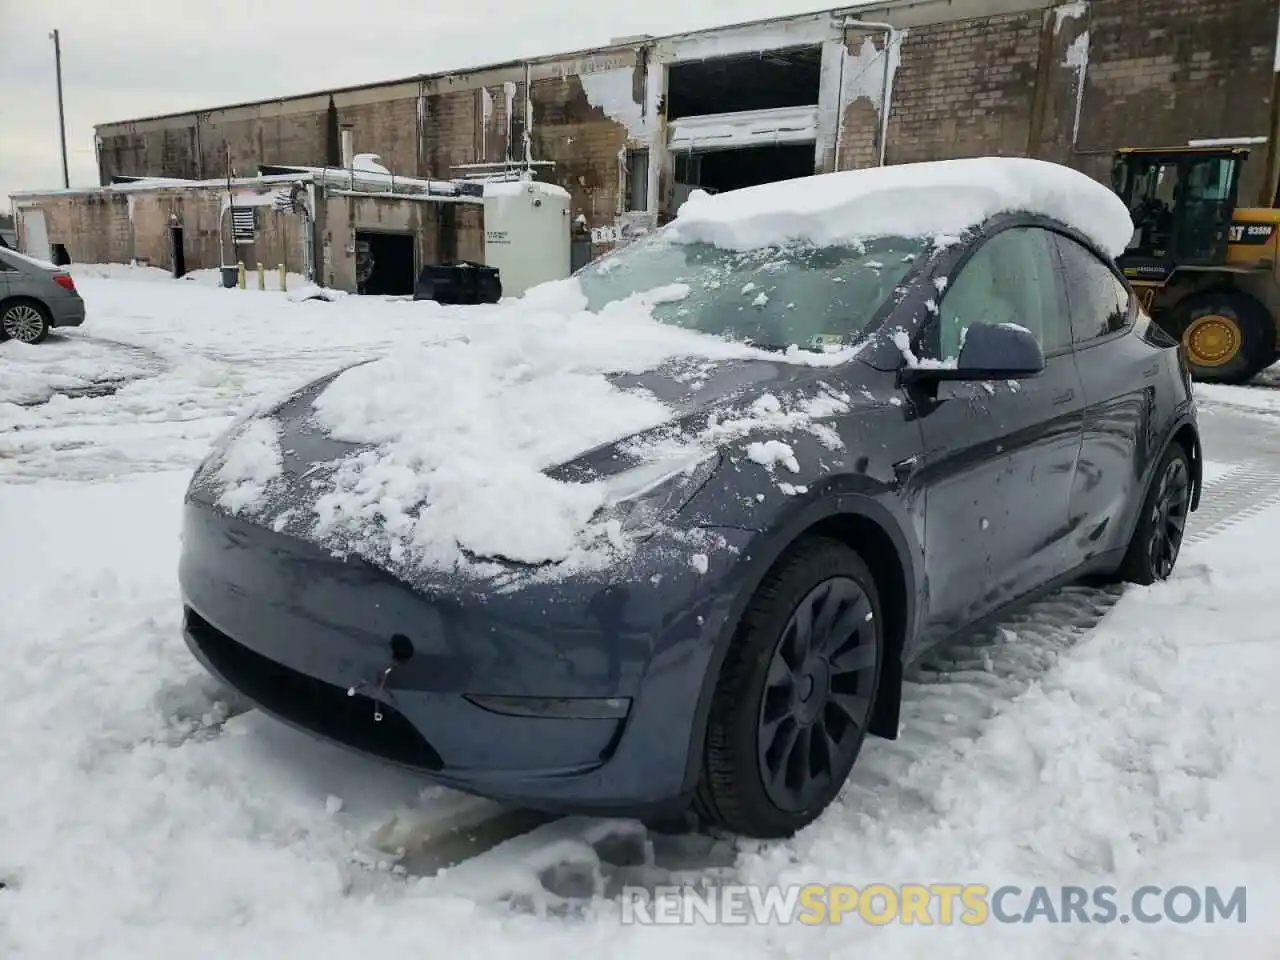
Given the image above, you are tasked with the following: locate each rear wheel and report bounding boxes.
[0,299,51,344]
[1167,290,1274,384]
[695,538,882,838]
[1115,442,1192,586]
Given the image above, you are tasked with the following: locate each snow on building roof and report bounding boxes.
[9,165,484,203]
[9,174,303,201]
[671,156,1136,259]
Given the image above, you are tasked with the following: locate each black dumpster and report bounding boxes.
[414,261,502,305]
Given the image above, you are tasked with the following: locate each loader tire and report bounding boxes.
[1167,290,1275,385]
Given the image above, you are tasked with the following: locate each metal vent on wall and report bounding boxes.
[231,206,256,245]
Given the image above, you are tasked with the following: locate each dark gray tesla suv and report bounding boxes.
[178,159,1200,839]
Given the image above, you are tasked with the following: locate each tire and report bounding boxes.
[1114,442,1193,586]
[695,537,883,838]
[0,298,51,345]
[1166,290,1274,385]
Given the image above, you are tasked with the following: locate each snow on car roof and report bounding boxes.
[670,157,1135,259]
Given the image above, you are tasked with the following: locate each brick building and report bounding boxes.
[13,0,1280,281]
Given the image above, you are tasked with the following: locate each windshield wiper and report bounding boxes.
[744,341,812,354]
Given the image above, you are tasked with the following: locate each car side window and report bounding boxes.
[1052,234,1133,344]
[924,227,1071,363]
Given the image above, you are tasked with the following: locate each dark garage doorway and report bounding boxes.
[169,227,185,278]
[356,231,416,296]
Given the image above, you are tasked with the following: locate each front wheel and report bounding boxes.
[1167,290,1275,384]
[695,537,883,838]
[1115,443,1192,586]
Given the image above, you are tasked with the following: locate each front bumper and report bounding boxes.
[178,499,752,813]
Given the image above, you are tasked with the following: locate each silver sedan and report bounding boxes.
[0,246,86,344]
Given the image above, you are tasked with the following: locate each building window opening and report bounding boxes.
[667,143,815,215]
[624,149,650,212]
[666,45,822,119]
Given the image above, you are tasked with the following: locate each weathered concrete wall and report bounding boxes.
[15,187,308,274]
[38,194,134,264]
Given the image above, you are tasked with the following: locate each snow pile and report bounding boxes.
[306,283,837,572]
[213,418,284,515]
[69,262,174,282]
[68,261,313,292]
[352,153,391,175]
[672,157,1134,258]
[0,275,476,484]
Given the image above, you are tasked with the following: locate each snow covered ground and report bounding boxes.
[2,270,1279,958]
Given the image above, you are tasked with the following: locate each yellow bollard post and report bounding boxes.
[279,264,286,292]
[257,262,265,291]
[237,262,245,289]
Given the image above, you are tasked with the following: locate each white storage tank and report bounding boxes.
[482,179,571,298]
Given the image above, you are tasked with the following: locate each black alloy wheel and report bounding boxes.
[1115,443,1193,586]
[1145,453,1190,581]
[756,576,879,814]
[695,537,883,838]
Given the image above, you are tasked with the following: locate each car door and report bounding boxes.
[1051,231,1165,564]
[904,225,1085,648]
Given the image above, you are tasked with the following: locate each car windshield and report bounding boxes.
[574,229,927,352]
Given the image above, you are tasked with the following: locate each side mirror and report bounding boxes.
[900,321,1046,383]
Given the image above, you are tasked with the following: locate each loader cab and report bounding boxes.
[1111,146,1246,282]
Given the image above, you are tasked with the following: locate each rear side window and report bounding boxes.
[1053,234,1133,344]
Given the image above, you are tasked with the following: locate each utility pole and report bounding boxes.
[50,29,69,188]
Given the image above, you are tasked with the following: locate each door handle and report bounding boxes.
[1052,389,1075,405]
[892,455,920,485]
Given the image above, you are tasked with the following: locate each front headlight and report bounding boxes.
[601,449,721,537]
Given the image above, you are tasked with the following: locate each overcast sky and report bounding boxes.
[1,0,851,208]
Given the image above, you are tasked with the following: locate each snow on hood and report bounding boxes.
[671,156,1135,259]
[208,279,854,578]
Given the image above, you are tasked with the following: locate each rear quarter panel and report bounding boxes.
[1072,312,1191,560]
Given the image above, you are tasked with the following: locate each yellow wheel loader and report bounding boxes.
[1111,144,1280,384]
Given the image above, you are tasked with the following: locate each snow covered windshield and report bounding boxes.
[574,231,926,352]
